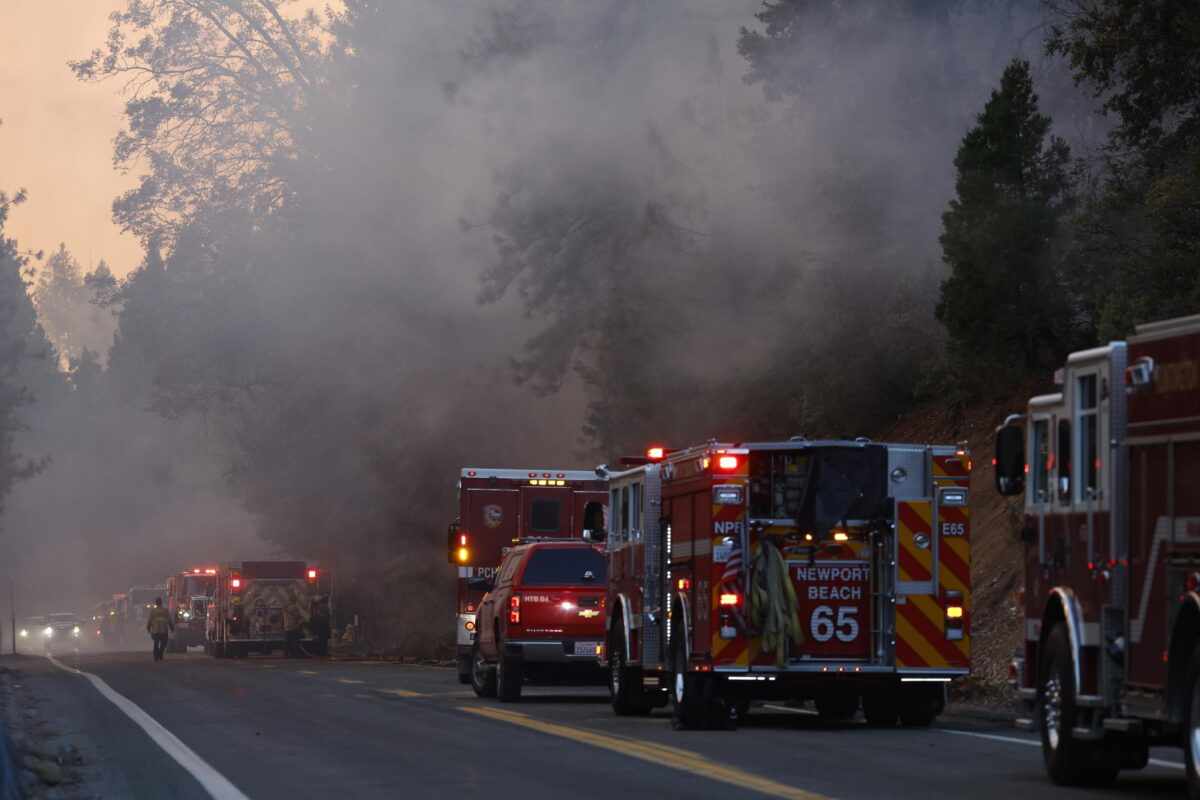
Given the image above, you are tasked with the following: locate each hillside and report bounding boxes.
[884,387,1039,701]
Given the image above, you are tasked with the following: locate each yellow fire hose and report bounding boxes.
[750,536,804,664]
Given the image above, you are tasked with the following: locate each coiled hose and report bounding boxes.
[750,536,804,664]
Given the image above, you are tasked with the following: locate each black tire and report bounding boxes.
[457,654,472,685]
[610,625,651,716]
[497,647,523,702]
[1185,641,1200,800]
[214,640,226,659]
[814,689,859,720]
[1039,624,1094,785]
[898,681,943,727]
[862,691,899,727]
[669,631,710,729]
[470,642,496,698]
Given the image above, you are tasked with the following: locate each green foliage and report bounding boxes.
[1048,0,1200,336]
[936,59,1075,388]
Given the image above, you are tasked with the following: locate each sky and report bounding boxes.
[0,1,143,274]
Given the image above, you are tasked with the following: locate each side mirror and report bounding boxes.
[582,528,606,542]
[467,577,493,593]
[994,424,1026,496]
[447,521,462,565]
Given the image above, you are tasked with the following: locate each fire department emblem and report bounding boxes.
[483,504,503,528]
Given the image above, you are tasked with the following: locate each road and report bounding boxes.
[3,650,1187,799]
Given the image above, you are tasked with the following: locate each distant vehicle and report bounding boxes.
[43,613,82,651]
[470,539,608,701]
[165,568,217,653]
[121,586,165,643]
[206,560,329,658]
[449,467,607,683]
[18,616,47,650]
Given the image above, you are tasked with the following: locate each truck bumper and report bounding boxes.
[506,639,604,664]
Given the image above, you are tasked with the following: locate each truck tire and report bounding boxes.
[814,689,859,720]
[1039,623,1094,785]
[214,640,226,659]
[1185,641,1200,800]
[609,625,651,716]
[669,632,727,729]
[497,647,523,702]
[899,681,943,727]
[470,641,496,698]
[862,691,899,727]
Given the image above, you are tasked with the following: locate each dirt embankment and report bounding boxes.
[883,388,1038,705]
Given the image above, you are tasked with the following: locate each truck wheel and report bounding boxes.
[862,691,899,727]
[457,654,472,685]
[899,681,943,727]
[497,648,523,702]
[814,690,859,720]
[669,633,712,729]
[1185,641,1200,800]
[610,626,650,716]
[214,641,225,659]
[1039,624,1094,785]
[470,642,496,698]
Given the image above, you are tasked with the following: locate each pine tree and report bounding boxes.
[936,59,1074,384]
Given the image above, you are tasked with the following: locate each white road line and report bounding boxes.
[762,704,817,715]
[937,727,1184,770]
[47,655,251,800]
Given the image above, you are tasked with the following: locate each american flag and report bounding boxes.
[720,532,743,587]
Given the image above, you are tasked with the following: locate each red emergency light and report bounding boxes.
[307,569,318,580]
[231,578,242,589]
[717,455,739,471]
[647,447,665,460]
[719,592,740,606]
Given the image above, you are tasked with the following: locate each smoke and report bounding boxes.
[1,0,1102,650]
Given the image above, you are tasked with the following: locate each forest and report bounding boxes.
[1,0,1196,651]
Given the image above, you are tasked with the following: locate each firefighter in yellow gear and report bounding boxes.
[283,601,304,658]
[147,598,174,661]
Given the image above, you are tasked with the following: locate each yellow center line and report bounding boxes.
[379,688,423,697]
[258,664,275,669]
[457,706,836,800]
[298,670,318,675]
[338,679,364,685]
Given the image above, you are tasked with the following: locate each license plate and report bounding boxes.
[574,641,601,656]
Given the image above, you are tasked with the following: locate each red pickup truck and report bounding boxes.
[470,540,607,701]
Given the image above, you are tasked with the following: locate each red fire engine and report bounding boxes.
[448,468,607,683]
[602,439,971,729]
[165,567,217,653]
[995,313,1200,790]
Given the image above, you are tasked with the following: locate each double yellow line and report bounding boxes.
[458,706,836,800]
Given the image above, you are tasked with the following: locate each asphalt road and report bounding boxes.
[3,650,1187,800]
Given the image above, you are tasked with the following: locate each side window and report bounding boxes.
[1056,419,1072,504]
[629,483,641,539]
[608,489,620,540]
[497,554,521,586]
[530,498,562,533]
[1075,373,1099,502]
[620,486,630,540]
[1029,419,1050,505]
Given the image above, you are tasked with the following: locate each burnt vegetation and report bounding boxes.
[0,0,1196,652]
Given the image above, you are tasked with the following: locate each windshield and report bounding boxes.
[48,613,77,623]
[22,617,44,626]
[182,576,215,596]
[520,547,606,587]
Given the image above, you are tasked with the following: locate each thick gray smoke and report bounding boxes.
[0,0,1101,650]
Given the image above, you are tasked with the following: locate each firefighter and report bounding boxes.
[227,595,245,636]
[283,600,303,658]
[147,598,174,661]
[309,595,331,654]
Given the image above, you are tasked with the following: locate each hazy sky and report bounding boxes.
[1,1,141,274]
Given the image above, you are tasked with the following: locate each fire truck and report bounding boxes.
[449,468,608,682]
[205,560,330,658]
[165,568,217,653]
[601,439,971,729]
[994,313,1200,790]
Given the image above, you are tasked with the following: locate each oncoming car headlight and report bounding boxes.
[73,626,80,636]
[43,626,53,637]
[178,610,192,621]
[18,629,27,638]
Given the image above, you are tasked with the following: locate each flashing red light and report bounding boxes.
[556,473,565,478]
[647,447,665,460]
[1094,459,1101,469]
[677,578,691,590]
[528,473,537,478]
[459,534,468,547]
[467,471,477,476]
[307,569,318,580]
[466,604,475,612]
[231,578,242,589]
[719,592,740,606]
[991,458,997,466]
[542,473,551,478]
[717,455,739,471]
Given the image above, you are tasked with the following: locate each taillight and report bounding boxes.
[307,569,318,581]
[719,592,740,607]
[647,447,665,460]
[464,620,476,632]
[508,595,521,625]
[231,578,241,590]
[717,455,739,470]
[944,590,964,640]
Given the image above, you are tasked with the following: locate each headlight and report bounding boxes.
[19,629,27,637]
[73,627,80,636]
[179,610,192,621]
[43,627,53,637]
